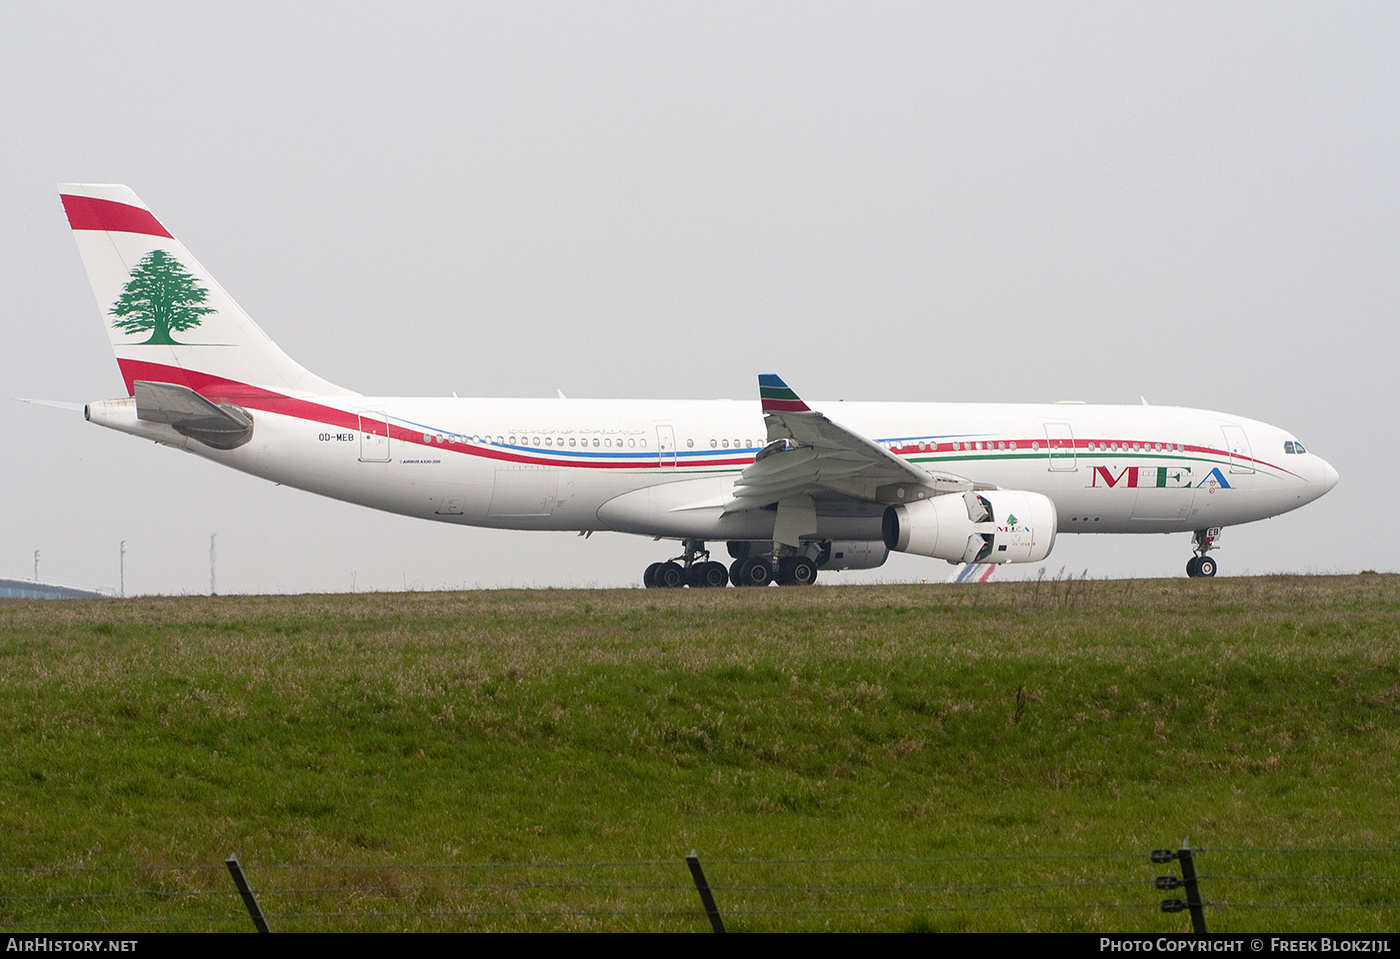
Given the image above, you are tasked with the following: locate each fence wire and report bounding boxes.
[1,847,1396,932]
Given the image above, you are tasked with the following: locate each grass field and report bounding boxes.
[1,574,1397,932]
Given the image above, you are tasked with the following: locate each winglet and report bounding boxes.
[758,374,811,413]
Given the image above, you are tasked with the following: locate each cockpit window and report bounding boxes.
[1284,441,1296,454]
[1294,441,1306,454]
[1284,440,1308,455]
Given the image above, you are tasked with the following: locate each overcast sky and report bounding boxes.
[2,2,1393,594]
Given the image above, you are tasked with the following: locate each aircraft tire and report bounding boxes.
[786,557,817,586]
[729,559,746,587]
[643,562,662,588]
[701,562,730,588]
[776,556,818,586]
[688,562,725,588]
[655,562,685,588]
[737,557,774,587]
[1186,557,1200,578]
[1197,556,1217,578]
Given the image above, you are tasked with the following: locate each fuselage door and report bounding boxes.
[358,411,391,463]
[656,424,677,468]
[1044,422,1077,471]
[1221,425,1254,474]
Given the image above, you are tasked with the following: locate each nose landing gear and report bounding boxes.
[1186,527,1221,578]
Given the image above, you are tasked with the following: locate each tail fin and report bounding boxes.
[59,184,352,400]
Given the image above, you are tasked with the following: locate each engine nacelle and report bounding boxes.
[882,490,1057,564]
[814,540,889,571]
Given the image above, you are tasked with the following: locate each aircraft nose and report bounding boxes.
[1320,458,1339,494]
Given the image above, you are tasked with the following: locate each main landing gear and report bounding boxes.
[643,539,729,589]
[728,554,818,587]
[643,541,819,588]
[1186,527,1221,578]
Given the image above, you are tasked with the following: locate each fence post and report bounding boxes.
[1178,846,1207,934]
[686,850,726,933]
[1152,845,1207,934]
[226,853,272,933]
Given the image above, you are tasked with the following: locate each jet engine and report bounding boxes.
[882,490,1057,564]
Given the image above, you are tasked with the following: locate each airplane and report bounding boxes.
[58,183,1339,587]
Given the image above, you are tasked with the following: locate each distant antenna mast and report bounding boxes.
[33,550,39,583]
[210,534,217,596]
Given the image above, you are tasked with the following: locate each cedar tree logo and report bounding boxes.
[109,249,215,344]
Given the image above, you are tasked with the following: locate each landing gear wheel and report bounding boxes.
[643,562,662,588]
[1186,556,1218,578]
[778,556,817,586]
[654,562,685,588]
[737,557,774,587]
[690,561,728,588]
[729,559,746,587]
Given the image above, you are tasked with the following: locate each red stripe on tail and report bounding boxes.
[61,194,173,239]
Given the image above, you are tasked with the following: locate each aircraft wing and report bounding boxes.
[723,375,973,513]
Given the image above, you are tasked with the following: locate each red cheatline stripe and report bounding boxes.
[117,358,359,429]
[113,359,755,471]
[61,194,173,239]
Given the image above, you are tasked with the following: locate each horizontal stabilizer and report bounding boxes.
[134,380,254,450]
[16,398,84,412]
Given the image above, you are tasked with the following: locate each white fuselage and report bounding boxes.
[87,393,1338,546]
